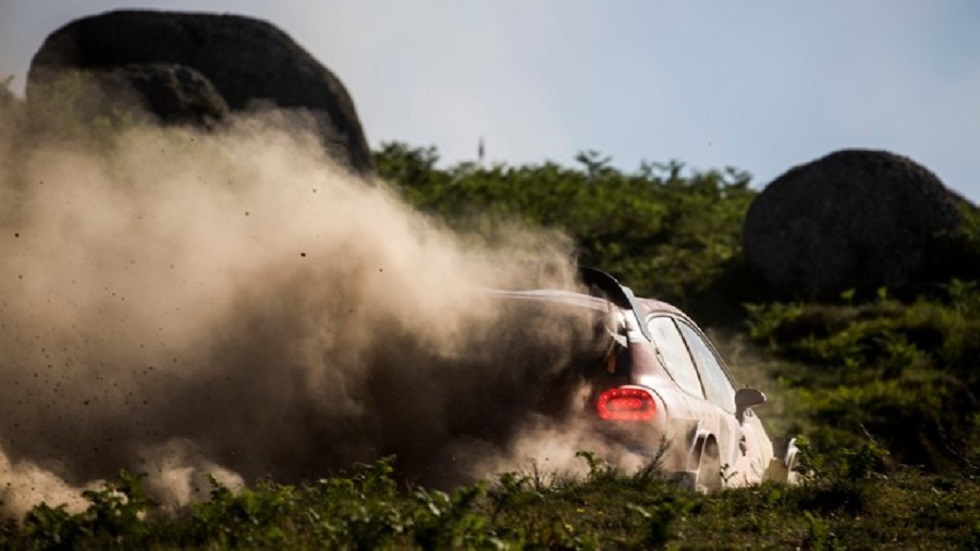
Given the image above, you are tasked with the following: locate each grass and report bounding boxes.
[2,450,979,550]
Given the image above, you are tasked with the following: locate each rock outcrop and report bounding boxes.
[67,64,228,128]
[743,149,967,299]
[27,9,372,172]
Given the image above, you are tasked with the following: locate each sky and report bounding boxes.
[2,1,979,202]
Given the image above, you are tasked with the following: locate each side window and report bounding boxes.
[677,322,736,413]
[646,317,704,398]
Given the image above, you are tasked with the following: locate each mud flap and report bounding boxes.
[764,436,800,484]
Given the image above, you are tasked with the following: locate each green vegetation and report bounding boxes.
[745,281,980,472]
[2,451,978,549]
[375,143,757,316]
[1,140,977,547]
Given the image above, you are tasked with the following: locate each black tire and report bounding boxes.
[695,438,723,493]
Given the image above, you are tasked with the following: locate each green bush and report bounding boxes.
[746,283,980,471]
[376,142,758,316]
[5,454,977,549]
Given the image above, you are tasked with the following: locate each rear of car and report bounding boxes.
[488,269,798,490]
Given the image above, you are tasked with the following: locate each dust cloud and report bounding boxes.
[0,100,628,516]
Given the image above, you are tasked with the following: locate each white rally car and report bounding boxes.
[490,268,799,491]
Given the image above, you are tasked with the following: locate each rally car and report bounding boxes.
[489,268,799,491]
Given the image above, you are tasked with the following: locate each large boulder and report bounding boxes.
[27,9,372,172]
[37,63,229,129]
[98,64,229,128]
[743,149,968,300]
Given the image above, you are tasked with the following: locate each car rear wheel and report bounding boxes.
[694,438,723,493]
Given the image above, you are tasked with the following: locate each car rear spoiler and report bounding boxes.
[579,267,653,341]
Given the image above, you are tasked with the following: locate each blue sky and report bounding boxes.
[3,1,979,201]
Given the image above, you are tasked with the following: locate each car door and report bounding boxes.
[674,321,760,483]
[645,316,736,471]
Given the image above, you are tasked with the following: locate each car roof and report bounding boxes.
[484,289,611,311]
[485,289,689,321]
[634,298,691,321]
[486,287,741,388]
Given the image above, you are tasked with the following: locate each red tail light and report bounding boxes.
[596,387,656,421]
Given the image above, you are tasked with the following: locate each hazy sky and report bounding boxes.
[3,1,979,201]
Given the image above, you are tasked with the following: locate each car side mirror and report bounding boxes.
[735,387,766,423]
